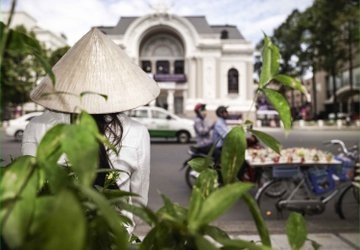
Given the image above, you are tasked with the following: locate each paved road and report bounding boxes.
[1,128,359,234]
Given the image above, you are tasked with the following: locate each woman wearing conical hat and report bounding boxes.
[21,28,160,230]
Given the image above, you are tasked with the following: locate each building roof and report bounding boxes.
[210,25,245,39]
[97,15,245,40]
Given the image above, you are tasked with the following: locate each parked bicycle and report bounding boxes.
[255,139,359,220]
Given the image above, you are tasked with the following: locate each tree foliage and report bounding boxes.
[49,46,70,67]
[256,0,359,91]
[0,25,47,114]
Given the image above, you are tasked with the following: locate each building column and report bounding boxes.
[167,90,175,113]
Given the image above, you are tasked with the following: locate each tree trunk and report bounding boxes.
[311,63,317,118]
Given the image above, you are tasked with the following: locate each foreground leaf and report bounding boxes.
[25,190,86,250]
[36,124,69,192]
[250,129,281,154]
[80,186,129,249]
[221,126,247,184]
[62,124,98,187]
[243,193,271,247]
[188,187,204,232]
[195,235,218,250]
[286,212,307,250]
[191,182,253,231]
[188,157,211,172]
[1,159,38,249]
[261,88,292,131]
[195,169,218,198]
[0,156,36,201]
[259,35,280,88]
[273,74,310,101]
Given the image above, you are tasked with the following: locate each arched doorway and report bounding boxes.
[139,30,186,114]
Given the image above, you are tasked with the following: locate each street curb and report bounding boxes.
[134,221,359,249]
[134,219,359,235]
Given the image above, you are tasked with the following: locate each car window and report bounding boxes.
[26,116,37,121]
[129,109,148,118]
[151,110,170,120]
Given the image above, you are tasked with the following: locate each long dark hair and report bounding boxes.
[91,113,123,186]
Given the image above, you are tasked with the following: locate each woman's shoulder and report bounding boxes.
[29,110,70,125]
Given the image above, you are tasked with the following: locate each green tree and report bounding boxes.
[49,46,70,67]
[262,0,359,118]
[0,25,47,119]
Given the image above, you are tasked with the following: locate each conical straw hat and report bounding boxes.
[30,28,160,114]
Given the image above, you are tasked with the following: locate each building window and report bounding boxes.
[228,68,239,94]
[221,30,229,39]
[174,60,184,74]
[156,60,170,74]
[141,61,152,73]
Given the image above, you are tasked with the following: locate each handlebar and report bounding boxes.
[323,139,358,161]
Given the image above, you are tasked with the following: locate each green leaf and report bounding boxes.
[286,212,307,250]
[7,28,55,84]
[0,156,36,201]
[261,88,292,131]
[0,21,5,45]
[96,186,137,200]
[78,112,99,133]
[243,193,271,247]
[36,124,70,192]
[2,197,36,248]
[250,129,281,154]
[80,186,129,249]
[273,74,309,96]
[259,35,280,88]
[158,194,187,225]
[36,124,65,162]
[192,182,253,230]
[188,187,204,232]
[195,235,218,250]
[1,159,39,249]
[80,91,108,101]
[25,190,86,250]
[195,169,218,198]
[188,157,211,172]
[120,203,158,226]
[221,126,247,184]
[308,238,321,250]
[32,49,55,85]
[61,125,98,187]
[139,226,157,250]
[96,134,118,155]
[202,225,230,240]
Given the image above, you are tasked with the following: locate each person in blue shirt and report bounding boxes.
[212,105,230,163]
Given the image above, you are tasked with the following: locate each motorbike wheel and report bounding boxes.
[185,165,199,189]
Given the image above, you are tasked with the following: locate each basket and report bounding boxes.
[272,165,300,178]
[334,156,355,182]
[307,167,335,195]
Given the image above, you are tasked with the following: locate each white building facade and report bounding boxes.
[1,11,68,50]
[97,11,254,117]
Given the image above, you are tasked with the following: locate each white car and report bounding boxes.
[4,112,43,141]
[126,106,195,143]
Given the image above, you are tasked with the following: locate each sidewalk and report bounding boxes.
[134,220,360,249]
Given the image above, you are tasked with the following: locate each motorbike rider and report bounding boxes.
[212,105,230,163]
[193,103,214,154]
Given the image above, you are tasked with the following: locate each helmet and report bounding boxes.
[194,103,206,112]
[216,105,228,117]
